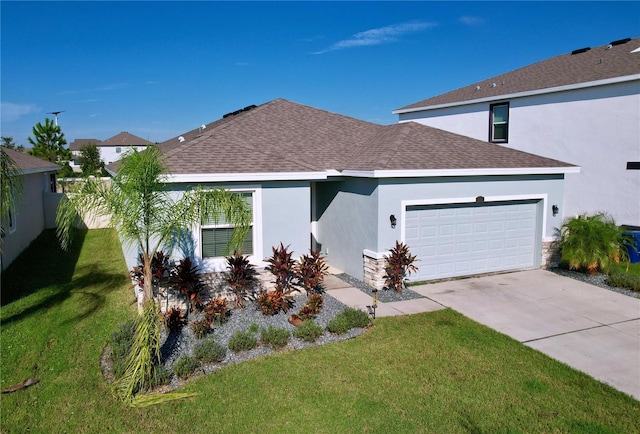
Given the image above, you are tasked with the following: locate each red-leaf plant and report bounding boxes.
[263,243,298,314]
[224,251,259,309]
[295,249,329,295]
[171,257,206,317]
[383,241,419,293]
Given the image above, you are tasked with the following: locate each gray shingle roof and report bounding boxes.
[69,138,100,152]
[157,98,573,177]
[2,147,60,173]
[100,132,149,147]
[395,37,640,112]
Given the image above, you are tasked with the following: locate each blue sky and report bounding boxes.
[2,1,639,146]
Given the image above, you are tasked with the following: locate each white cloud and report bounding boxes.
[0,102,41,122]
[459,16,485,25]
[314,21,437,54]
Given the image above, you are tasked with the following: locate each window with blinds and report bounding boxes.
[201,192,253,258]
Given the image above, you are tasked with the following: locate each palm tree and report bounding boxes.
[56,145,252,311]
[1,148,23,253]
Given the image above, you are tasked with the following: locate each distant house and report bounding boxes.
[69,132,149,171]
[393,37,640,227]
[1,148,60,270]
[116,99,577,287]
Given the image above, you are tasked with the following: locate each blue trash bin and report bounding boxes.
[624,231,640,263]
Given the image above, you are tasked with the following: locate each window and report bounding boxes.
[49,174,57,193]
[201,192,253,258]
[489,102,509,143]
[116,147,121,153]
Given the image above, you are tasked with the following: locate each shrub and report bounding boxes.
[162,307,186,333]
[108,319,136,379]
[225,252,259,308]
[193,339,227,363]
[607,271,640,292]
[265,243,297,294]
[203,296,230,326]
[173,355,200,380]
[257,291,286,315]
[228,330,258,352]
[298,293,324,320]
[190,318,212,339]
[296,249,329,295]
[172,257,206,314]
[260,326,290,349]
[383,241,419,293]
[327,307,370,335]
[292,320,324,342]
[559,213,632,274]
[130,250,172,288]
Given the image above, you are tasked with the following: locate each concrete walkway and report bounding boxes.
[325,270,640,401]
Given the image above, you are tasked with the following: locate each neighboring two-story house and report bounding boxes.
[394,37,640,227]
[69,131,149,171]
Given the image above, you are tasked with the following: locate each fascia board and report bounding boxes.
[166,171,328,183]
[393,74,640,114]
[341,166,581,178]
[20,167,60,176]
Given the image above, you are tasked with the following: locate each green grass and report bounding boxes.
[2,229,639,433]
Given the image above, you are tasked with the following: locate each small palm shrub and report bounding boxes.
[560,213,631,274]
[607,271,640,292]
[162,307,186,333]
[225,251,259,308]
[292,320,324,342]
[190,318,211,339]
[173,355,200,380]
[326,307,370,334]
[108,319,136,379]
[297,293,324,320]
[228,330,258,352]
[193,339,227,363]
[172,257,206,314]
[203,296,230,326]
[260,326,290,349]
[383,241,419,293]
[296,249,329,295]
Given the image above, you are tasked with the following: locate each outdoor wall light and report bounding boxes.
[368,288,378,320]
[552,205,559,217]
[390,214,397,228]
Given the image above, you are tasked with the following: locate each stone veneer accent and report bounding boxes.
[541,240,562,269]
[363,251,387,290]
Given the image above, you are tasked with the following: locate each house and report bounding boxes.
[120,98,577,287]
[393,37,640,227]
[69,132,149,171]
[1,148,60,270]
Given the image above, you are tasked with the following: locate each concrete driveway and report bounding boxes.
[411,270,640,401]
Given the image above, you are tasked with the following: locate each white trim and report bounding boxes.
[363,249,388,260]
[167,171,328,183]
[393,74,640,115]
[20,167,60,176]
[399,194,553,244]
[342,166,580,178]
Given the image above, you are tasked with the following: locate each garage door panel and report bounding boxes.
[406,201,539,281]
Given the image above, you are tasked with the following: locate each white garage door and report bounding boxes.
[405,200,540,282]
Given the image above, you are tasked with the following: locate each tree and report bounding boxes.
[27,118,70,163]
[1,136,24,152]
[78,142,103,176]
[1,148,23,254]
[56,145,252,311]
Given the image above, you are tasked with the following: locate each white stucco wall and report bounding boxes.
[398,80,640,226]
[1,172,54,270]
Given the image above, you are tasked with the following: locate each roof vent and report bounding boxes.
[571,47,591,55]
[609,37,631,46]
[475,85,480,90]
[491,83,496,88]
[222,104,258,119]
[178,136,185,143]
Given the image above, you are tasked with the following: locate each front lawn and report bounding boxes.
[1,229,638,433]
